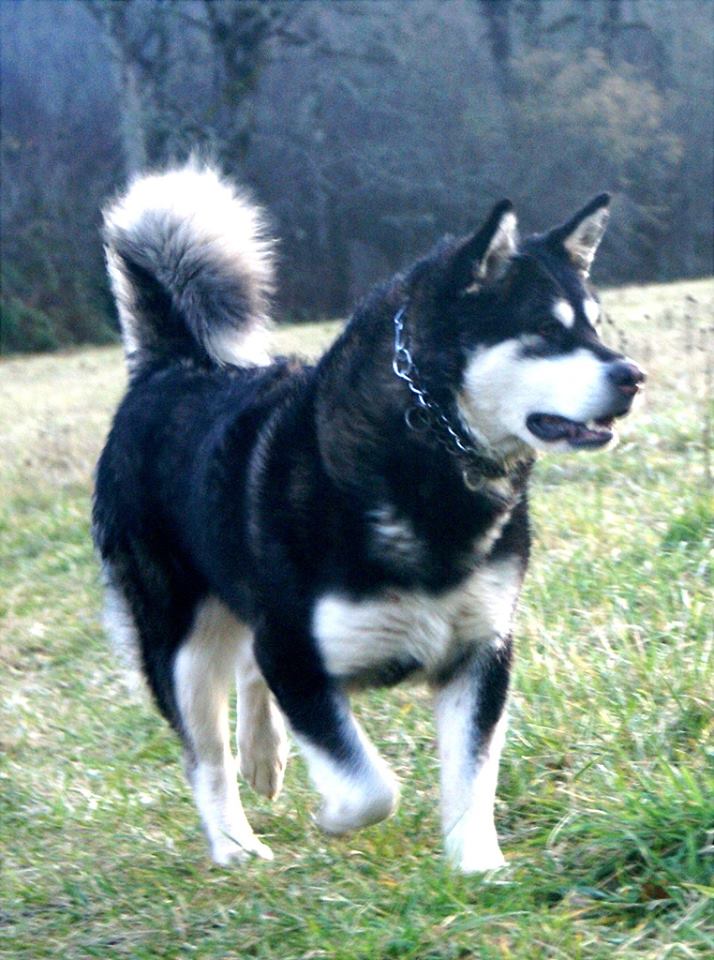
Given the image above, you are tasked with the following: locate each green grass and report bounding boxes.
[1,280,713,959]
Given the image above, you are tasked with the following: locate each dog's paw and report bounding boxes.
[238,702,289,800]
[314,778,399,835]
[455,847,506,875]
[445,823,506,874]
[210,832,274,866]
[240,752,286,800]
[238,723,288,800]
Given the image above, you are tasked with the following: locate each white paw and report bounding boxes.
[210,832,274,866]
[456,846,506,874]
[445,823,506,874]
[315,777,399,836]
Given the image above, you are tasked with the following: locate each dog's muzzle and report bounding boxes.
[527,359,646,449]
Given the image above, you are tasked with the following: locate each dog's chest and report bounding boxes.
[312,558,522,683]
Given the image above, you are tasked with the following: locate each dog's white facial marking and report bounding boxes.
[294,726,399,835]
[174,599,273,864]
[552,299,575,328]
[458,342,614,453]
[313,558,522,682]
[583,298,601,325]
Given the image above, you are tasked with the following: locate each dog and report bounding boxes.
[93,164,644,872]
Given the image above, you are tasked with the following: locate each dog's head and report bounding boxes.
[410,195,645,457]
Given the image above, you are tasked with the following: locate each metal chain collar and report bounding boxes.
[391,305,511,487]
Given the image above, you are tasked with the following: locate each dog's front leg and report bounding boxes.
[255,622,399,835]
[432,641,512,873]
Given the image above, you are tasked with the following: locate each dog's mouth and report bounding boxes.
[526,413,615,448]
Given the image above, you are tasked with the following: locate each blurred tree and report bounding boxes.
[198,0,303,169]
[1,1,119,352]
[477,0,518,99]
[83,0,180,175]
[600,0,623,64]
[0,0,711,353]
[508,48,682,280]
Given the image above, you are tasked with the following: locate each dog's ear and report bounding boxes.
[451,200,518,291]
[549,193,611,276]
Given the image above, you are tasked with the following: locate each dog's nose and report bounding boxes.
[607,360,646,396]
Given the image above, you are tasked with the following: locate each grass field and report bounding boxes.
[1,279,713,959]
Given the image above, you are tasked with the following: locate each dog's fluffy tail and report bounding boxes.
[103,163,274,373]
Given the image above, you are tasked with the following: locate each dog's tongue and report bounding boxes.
[527,413,613,447]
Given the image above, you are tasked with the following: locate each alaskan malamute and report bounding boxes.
[94,165,644,871]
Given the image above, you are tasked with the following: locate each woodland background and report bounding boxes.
[1,0,713,353]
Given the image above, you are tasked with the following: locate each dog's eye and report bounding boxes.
[537,319,563,339]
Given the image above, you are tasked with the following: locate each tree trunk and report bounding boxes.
[117,56,146,176]
[601,0,623,64]
[477,0,517,100]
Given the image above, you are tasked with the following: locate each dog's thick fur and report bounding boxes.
[94,164,644,871]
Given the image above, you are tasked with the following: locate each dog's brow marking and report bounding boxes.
[552,300,575,328]
[583,298,600,324]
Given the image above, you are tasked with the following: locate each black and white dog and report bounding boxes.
[94,165,644,872]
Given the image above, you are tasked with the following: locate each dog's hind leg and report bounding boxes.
[174,599,273,864]
[254,621,399,836]
[235,641,289,800]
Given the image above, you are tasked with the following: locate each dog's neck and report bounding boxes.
[391,304,532,496]
[313,302,532,513]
